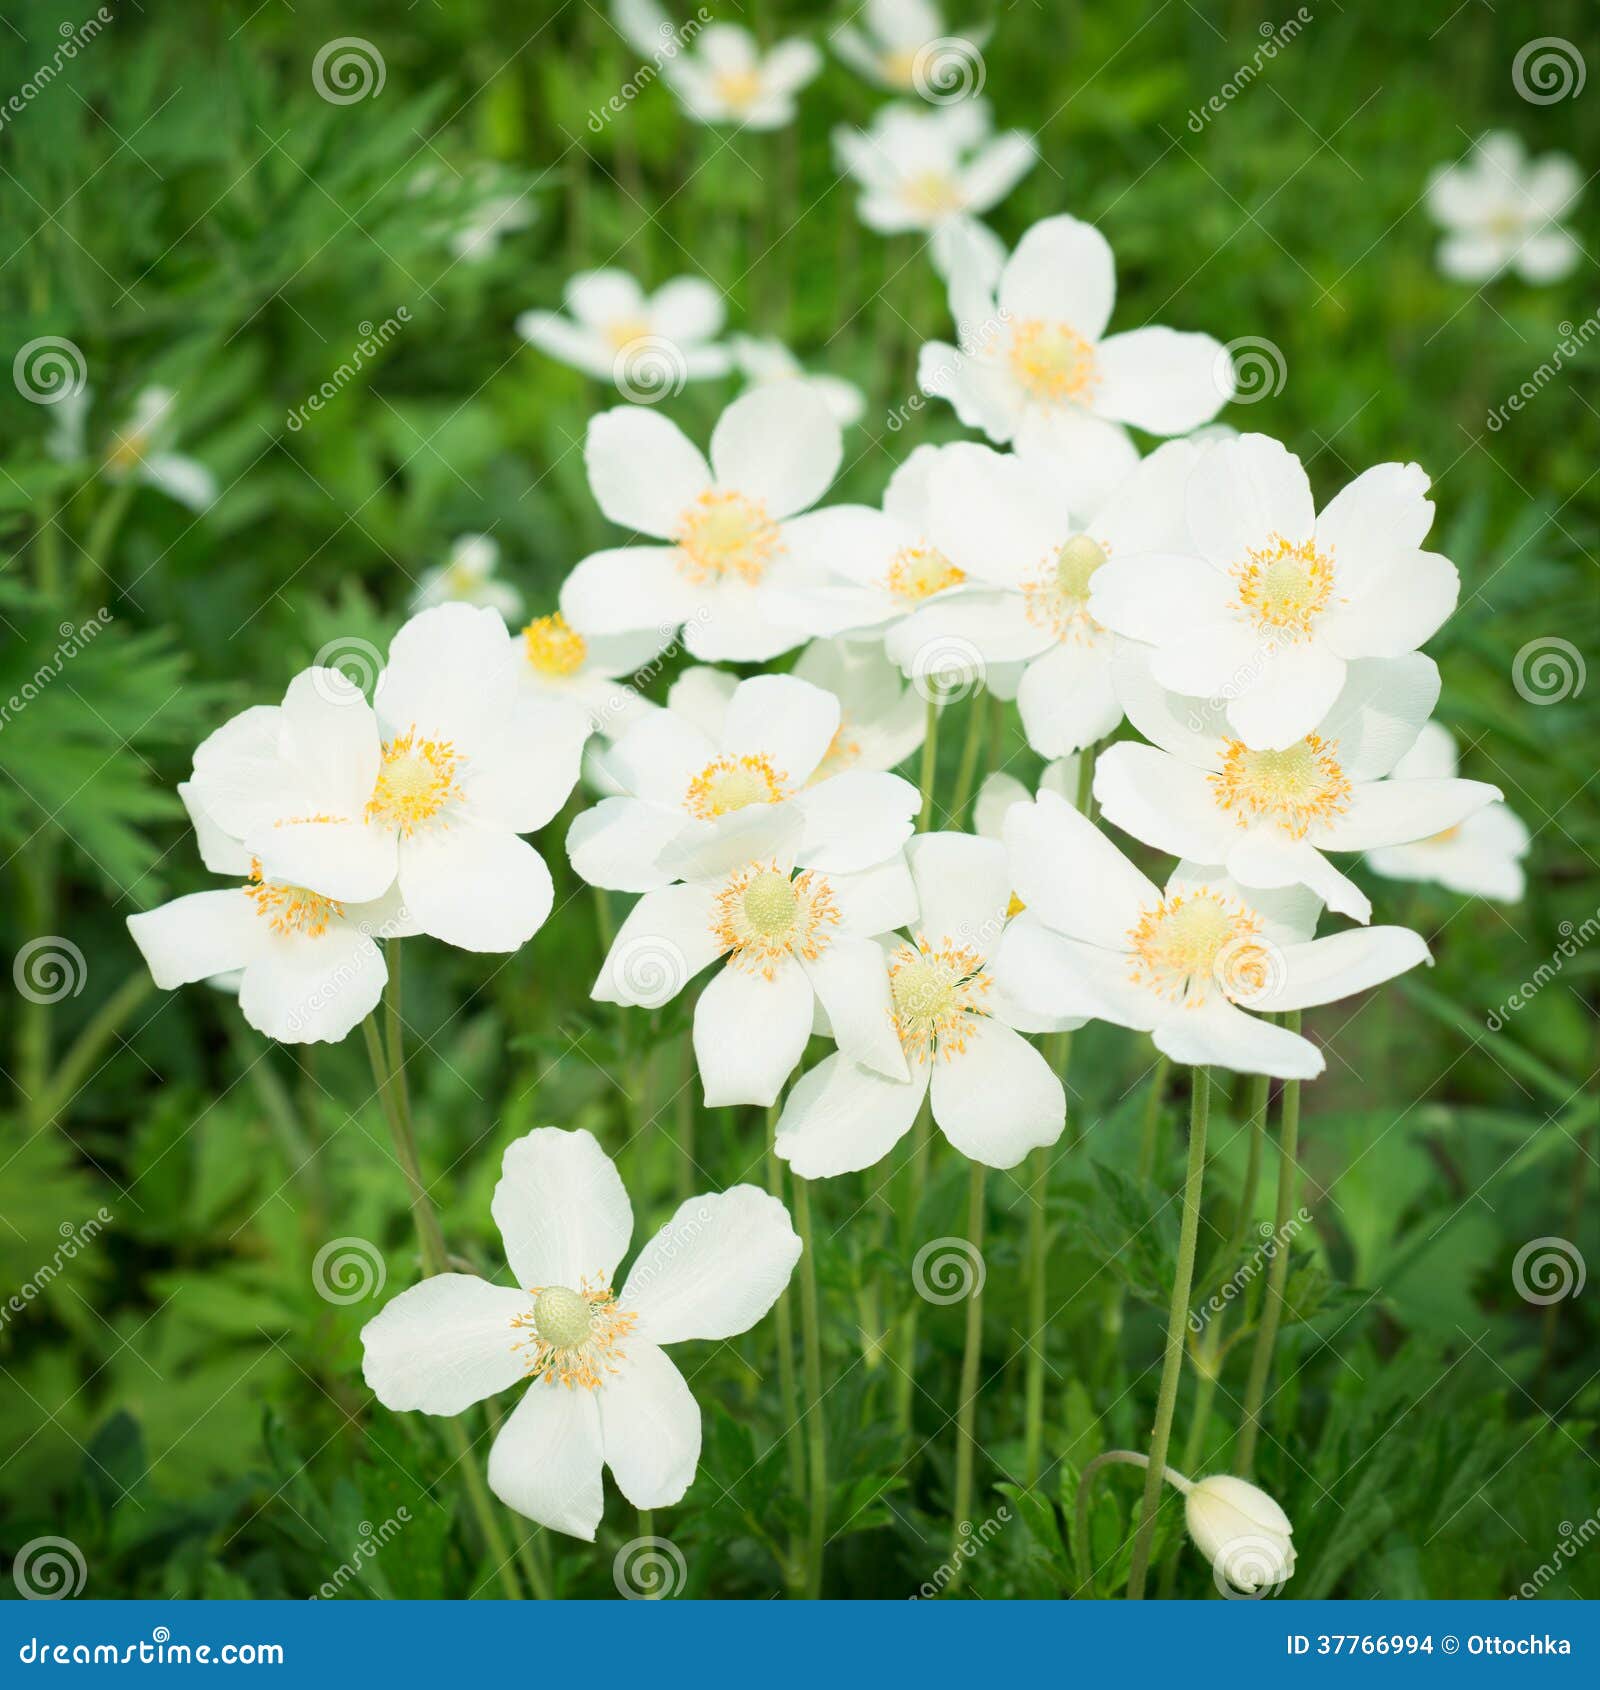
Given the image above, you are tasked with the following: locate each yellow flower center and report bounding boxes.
[882,47,919,86]
[683,752,789,820]
[365,728,465,835]
[1023,533,1110,642]
[1008,319,1098,406]
[713,68,764,110]
[243,861,343,938]
[1127,889,1272,1008]
[105,426,151,471]
[883,543,964,603]
[1210,734,1352,839]
[888,936,991,1062]
[674,490,781,586]
[522,612,588,678]
[713,861,840,978]
[1231,533,1337,642]
[903,169,965,217]
[512,1277,637,1391]
[603,314,653,352]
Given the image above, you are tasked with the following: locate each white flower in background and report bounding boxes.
[47,384,217,511]
[362,1128,800,1539]
[885,439,1201,758]
[1000,791,1431,1078]
[562,383,863,663]
[1366,722,1531,901]
[513,612,670,742]
[1426,132,1581,285]
[568,672,918,892]
[834,101,1036,237]
[595,805,917,1105]
[831,0,989,97]
[973,756,1078,842]
[1090,434,1459,752]
[410,162,535,262]
[920,215,1232,509]
[181,605,587,953]
[732,335,865,429]
[666,642,925,782]
[1096,649,1501,922]
[659,21,822,130]
[775,833,1068,1177]
[516,269,731,387]
[1185,1475,1296,1593]
[410,534,524,621]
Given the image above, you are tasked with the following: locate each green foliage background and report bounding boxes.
[0,0,1595,1600]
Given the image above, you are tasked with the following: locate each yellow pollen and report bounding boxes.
[684,752,789,820]
[903,170,965,217]
[674,490,782,586]
[1008,319,1098,406]
[713,861,840,979]
[243,861,344,938]
[105,426,152,472]
[882,543,964,603]
[511,1276,636,1391]
[365,727,465,835]
[882,47,919,86]
[1231,533,1338,642]
[1023,533,1110,642]
[713,67,764,110]
[888,935,991,1062]
[1210,734,1352,839]
[1126,889,1270,1008]
[602,314,653,352]
[811,718,864,782]
[522,612,588,678]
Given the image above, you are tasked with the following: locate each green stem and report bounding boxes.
[948,693,986,827]
[1196,1070,1269,1301]
[1024,1028,1072,1488]
[916,696,941,830]
[765,1105,806,1581]
[1126,1067,1211,1598]
[892,1096,933,1437]
[1134,1055,1171,1184]
[947,1160,987,1594]
[1237,1016,1302,1475]
[793,1178,828,1599]
[81,479,135,593]
[1074,1450,1193,1596]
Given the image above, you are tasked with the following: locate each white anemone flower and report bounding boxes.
[516,269,731,388]
[1000,791,1431,1079]
[659,21,822,130]
[919,215,1232,509]
[831,0,990,98]
[561,382,863,663]
[774,832,1068,1177]
[1426,132,1582,285]
[1366,723,1531,901]
[884,439,1201,758]
[1096,648,1502,922]
[1089,433,1460,752]
[511,611,669,742]
[48,385,217,511]
[595,805,917,1106]
[568,672,918,893]
[973,757,1078,841]
[732,334,865,429]
[410,534,524,621]
[362,1127,801,1539]
[833,101,1036,237]
[182,605,587,953]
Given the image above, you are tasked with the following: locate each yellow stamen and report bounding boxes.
[713,68,765,111]
[1210,734,1352,839]
[602,314,653,352]
[522,612,588,678]
[902,170,965,217]
[882,48,919,86]
[243,860,343,938]
[1008,319,1098,406]
[684,752,789,820]
[712,860,840,979]
[674,490,781,586]
[1022,533,1111,642]
[888,935,991,1062]
[811,718,864,782]
[511,1276,637,1391]
[882,543,964,604]
[1126,888,1271,1008]
[1231,533,1337,642]
[105,427,151,472]
[365,727,465,835]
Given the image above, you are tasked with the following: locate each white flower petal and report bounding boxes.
[775,1050,929,1178]
[1186,434,1315,571]
[593,884,722,1007]
[238,924,386,1044]
[906,832,1010,959]
[931,1018,1064,1167]
[803,936,907,1080]
[1224,834,1371,924]
[1321,777,1500,852]
[599,1341,702,1510]
[1004,788,1156,949]
[566,268,646,327]
[377,603,520,747]
[998,214,1115,342]
[1316,654,1440,781]
[648,275,726,343]
[828,853,918,936]
[709,383,840,520]
[1014,408,1140,512]
[493,1127,633,1289]
[560,544,704,637]
[1312,462,1434,595]
[398,825,553,952]
[1093,328,1229,434]
[1318,551,1459,661]
[360,1274,529,1415]
[567,796,684,893]
[791,769,918,873]
[1225,643,1347,752]
[585,407,711,537]
[721,674,840,786]
[1152,1000,1323,1079]
[1094,742,1235,862]
[694,959,814,1107]
[488,1380,605,1539]
[1254,926,1430,1014]
[1017,640,1121,759]
[128,889,263,988]
[249,816,397,905]
[466,698,588,833]
[1089,554,1233,646]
